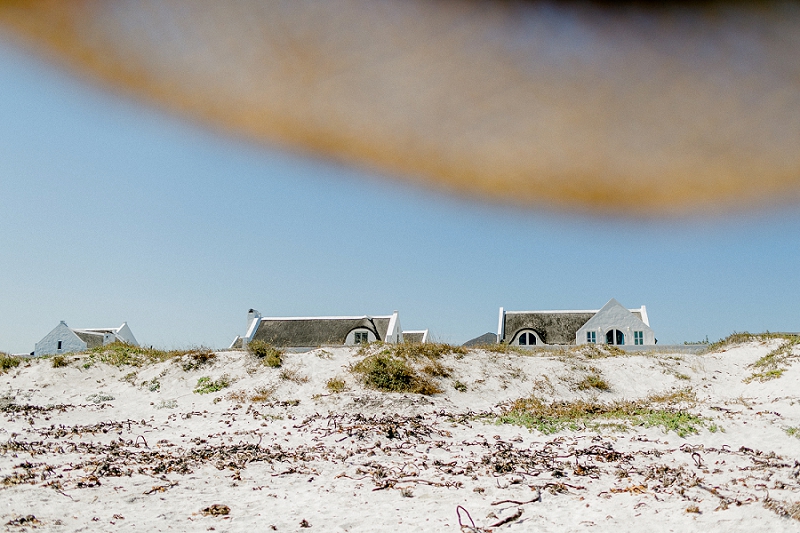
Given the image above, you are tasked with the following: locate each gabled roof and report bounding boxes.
[250,316,392,347]
[463,332,498,347]
[578,298,651,332]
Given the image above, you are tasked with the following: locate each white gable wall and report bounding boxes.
[385,311,402,344]
[576,299,655,346]
[114,323,139,346]
[34,322,87,357]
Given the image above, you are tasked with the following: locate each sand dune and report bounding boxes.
[2,340,799,531]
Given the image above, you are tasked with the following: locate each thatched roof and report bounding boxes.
[251,316,390,347]
[503,312,595,345]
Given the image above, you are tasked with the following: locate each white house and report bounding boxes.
[495,298,655,347]
[34,321,139,357]
[230,309,427,349]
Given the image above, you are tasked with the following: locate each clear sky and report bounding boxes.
[1,41,798,354]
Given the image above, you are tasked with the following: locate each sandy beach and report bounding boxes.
[2,338,799,532]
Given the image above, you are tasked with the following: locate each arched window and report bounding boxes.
[518,331,537,346]
[347,328,376,345]
[606,329,624,345]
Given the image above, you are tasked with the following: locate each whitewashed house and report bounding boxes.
[230,309,428,349]
[34,321,138,357]
[494,298,655,347]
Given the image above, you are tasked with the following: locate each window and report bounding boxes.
[606,329,624,345]
[586,331,596,344]
[518,331,536,346]
[354,331,369,344]
[634,331,643,345]
[57,340,62,350]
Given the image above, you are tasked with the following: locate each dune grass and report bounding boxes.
[498,388,705,437]
[0,353,21,374]
[744,336,800,383]
[247,340,283,368]
[350,342,462,395]
[193,375,231,394]
[84,341,211,368]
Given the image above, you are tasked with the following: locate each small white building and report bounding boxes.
[34,321,139,357]
[230,309,428,349]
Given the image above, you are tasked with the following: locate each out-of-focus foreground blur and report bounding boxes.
[1,0,798,216]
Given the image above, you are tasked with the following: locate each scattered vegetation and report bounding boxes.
[279,367,309,384]
[86,393,114,404]
[362,341,466,360]
[352,350,441,395]
[50,354,69,368]
[350,342,466,395]
[0,353,21,374]
[155,399,178,409]
[498,388,705,437]
[575,372,610,391]
[193,375,231,394]
[745,337,800,383]
[474,343,526,355]
[248,340,283,368]
[704,332,798,354]
[326,377,348,393]
[225,385,276,403]
[84,341,209,368]
[785,427,800,439]
[453,380,467,392]
[144,378,161,392]
[178,349,216,371]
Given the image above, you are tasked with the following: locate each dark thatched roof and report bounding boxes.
[251,317,390,347]
[73,331,105,349]
[463,332,498,347]
[402,332,425,343]
[503,312,595,345]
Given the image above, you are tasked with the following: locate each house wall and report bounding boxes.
[344,328,378,345]
[576,305,655,346]
[34,322,87,357]
[114,323,139,346]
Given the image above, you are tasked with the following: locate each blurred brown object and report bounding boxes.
[1,0,798,216]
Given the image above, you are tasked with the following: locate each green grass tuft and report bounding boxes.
[326,377,348,393]
[193,375,231,394]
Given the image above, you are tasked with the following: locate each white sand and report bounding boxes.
[2,341,799,532]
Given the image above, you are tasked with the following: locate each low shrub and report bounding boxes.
[453,380,467,392]
[351,352,441,395]
[51,354,69,368]
[248,340,283,368]
[193,375,231,394]
[326,377,348,393]
[179,349,216,371]
[0,353,21,373]
[576,373,610,391]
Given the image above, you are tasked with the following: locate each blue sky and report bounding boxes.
[1,41,798,354]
